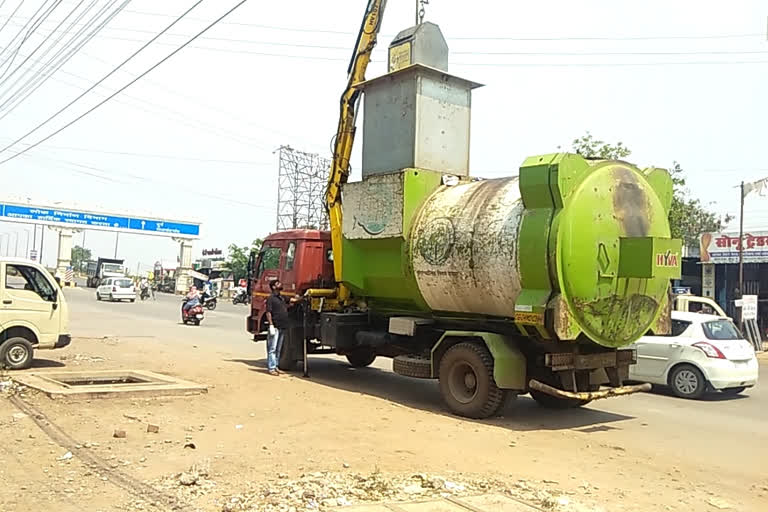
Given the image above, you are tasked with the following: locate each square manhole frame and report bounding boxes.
[13,369,208,399]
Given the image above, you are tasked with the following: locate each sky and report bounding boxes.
[0,0,766,272]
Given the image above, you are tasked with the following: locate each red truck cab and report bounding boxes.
[247,230,334,338]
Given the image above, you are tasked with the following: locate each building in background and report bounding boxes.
[700,231,768,331]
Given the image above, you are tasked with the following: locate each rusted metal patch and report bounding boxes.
[343,173,404,239]
[410,177,524,317]
[612,166,650,237]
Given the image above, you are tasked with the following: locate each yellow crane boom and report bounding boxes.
[325,0,388,303]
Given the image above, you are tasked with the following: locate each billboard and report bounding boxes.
[700,232,768,264]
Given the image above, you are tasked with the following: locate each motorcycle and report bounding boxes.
[232,286,248,305]
[202,292,217,310]
[181,298,205,326]
[139,286,151,301]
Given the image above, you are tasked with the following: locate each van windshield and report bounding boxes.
[702,319,741,340]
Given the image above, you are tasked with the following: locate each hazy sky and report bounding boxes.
[0,0,766,272]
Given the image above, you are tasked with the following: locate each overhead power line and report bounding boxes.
[0,0,86,89]
[120,8,761,41]
[0,1,135,120]
[0,0,252,167]
[0,0,25,40]
[0,0,63,78]
[11,18,768,57]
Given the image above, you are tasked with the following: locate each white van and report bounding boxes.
[0,258,71,369]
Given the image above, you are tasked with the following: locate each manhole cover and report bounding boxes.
[13,370,207,399]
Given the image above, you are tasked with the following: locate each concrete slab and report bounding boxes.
[458,494,542,511]
[13,369,207,399]
[397,500,466,512]
[334,495,541,512]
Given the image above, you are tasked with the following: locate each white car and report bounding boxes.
[96,277,136,302]
[630,311,758,398]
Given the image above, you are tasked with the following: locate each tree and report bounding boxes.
[223,239,263,281]
[70,245,91,272]
[571,132,732,246]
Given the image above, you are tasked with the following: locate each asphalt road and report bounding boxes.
[61,287,768,484]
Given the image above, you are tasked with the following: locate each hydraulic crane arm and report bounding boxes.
[325,0,388,302]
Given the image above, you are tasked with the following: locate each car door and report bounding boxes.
[632,320,692,380]
[1,262,60,344]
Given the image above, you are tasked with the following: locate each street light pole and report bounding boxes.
[114,232,120,258]
[13,232,19,257]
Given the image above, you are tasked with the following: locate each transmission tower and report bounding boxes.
[276,145,330,231]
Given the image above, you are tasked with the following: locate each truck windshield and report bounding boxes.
[103,264,123,273]
[702,319,741,340]
[256,247,281,277]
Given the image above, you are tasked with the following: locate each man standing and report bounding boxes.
[265,279,289,376]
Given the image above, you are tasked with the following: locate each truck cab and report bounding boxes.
[0,258,71,369]
[247,230,333,338]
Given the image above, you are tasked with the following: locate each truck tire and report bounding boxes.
[346,348,376,368]
[393,354,432,379]
[0,337,34,370]
[438,342,505,419]
[278,346,298,371]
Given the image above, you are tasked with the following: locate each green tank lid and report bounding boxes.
[517,154,681,348]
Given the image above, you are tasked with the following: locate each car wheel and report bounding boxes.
[0,337,34,370]
[721,386,746,396]
[669,364,706,399]
[96,292,101,301]
[109,294,114,302]
[129,299,135,303]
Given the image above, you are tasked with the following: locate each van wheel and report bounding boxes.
[1,337,34,370]
[438,342,505,419]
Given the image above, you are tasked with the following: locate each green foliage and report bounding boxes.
[572,132,631,160]
[571,133,732,246]
[70,245,91,272]
[224,239,263,281]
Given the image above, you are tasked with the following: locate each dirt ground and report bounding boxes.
[1,331,766,512]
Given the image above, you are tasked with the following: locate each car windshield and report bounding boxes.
[702,319,741,340]
[115,279,133,288]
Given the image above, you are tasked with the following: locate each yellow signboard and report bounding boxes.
[388,42,411,72]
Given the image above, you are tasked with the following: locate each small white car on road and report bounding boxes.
[96,277,136,302]
[630,311,758,399]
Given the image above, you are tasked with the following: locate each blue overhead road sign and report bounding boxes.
[0,202,200,238]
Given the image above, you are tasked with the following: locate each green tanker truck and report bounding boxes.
[247,15,681,418]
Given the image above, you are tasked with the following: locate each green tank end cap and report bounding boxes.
[618,237,682,280]
[642,167,674,214]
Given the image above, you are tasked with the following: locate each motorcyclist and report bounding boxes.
[202,280,213,302]
[183,286,200,313]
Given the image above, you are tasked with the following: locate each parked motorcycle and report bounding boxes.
[232,286,248,305]
[181,299,205,326]
[202,292,217,310]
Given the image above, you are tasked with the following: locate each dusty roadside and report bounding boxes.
[1,335,766,512]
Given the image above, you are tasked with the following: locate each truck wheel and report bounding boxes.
[393,354,432,379]
[278,348,298,372]
[438,342,505,419]
[346,348,376,368]
[0,337,34,370]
